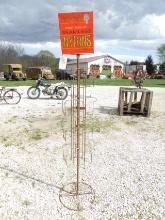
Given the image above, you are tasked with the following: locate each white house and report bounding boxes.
[67,54,125,78]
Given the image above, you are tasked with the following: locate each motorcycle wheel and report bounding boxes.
[55,87,68,100]
[27,87,40,99]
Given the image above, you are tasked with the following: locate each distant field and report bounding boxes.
[0,78,165,87]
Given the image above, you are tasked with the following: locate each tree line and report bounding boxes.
[129,44,165,75]
[0,42,165,76]
[0,43,59,75]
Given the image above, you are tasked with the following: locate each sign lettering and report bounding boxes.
[58,11,94,54]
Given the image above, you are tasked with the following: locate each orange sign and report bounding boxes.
[58,11,94,54]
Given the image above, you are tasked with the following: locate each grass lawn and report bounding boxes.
[87,78,165,87]
[0,78,165,87]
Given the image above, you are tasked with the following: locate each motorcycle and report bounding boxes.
[27,78,70,100]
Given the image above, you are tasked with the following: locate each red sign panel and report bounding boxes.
[58,11,94,54]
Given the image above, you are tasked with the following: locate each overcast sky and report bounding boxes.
[0,0,165,62]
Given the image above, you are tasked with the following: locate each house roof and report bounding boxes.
[67,54,125,65]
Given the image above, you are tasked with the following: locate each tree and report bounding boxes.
[130,60,141,65]
[34,50,58,75]
[0,45,59,75]
[145,55,156,75]
[159,62,165,72]
[0,42,24,71]
[37,50,55,58]
[157,44,165,63]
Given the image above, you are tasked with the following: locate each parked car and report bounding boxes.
[55,70,75,80]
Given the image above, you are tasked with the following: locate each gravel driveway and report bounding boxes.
[0,86,165,220]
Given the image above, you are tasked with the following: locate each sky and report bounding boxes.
[0,0,165,63]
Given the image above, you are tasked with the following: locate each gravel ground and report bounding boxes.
[0,86,165,220]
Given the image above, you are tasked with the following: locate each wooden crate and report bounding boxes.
[118,87,153,117]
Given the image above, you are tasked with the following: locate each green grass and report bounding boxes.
[85,78,165,87]
[0,79,72,87]
[30,128,44,140]
[143,79,165,87]
[0,79,35,87]
[0,78,165,87]
[81,117,116,132]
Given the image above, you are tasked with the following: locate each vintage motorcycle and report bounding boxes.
[27,78,70,100]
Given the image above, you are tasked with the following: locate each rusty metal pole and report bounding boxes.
[76,54,80,196]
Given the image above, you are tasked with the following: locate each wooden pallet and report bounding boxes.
[118,87,153,117]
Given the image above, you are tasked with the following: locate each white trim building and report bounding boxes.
[66,54,125,77]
